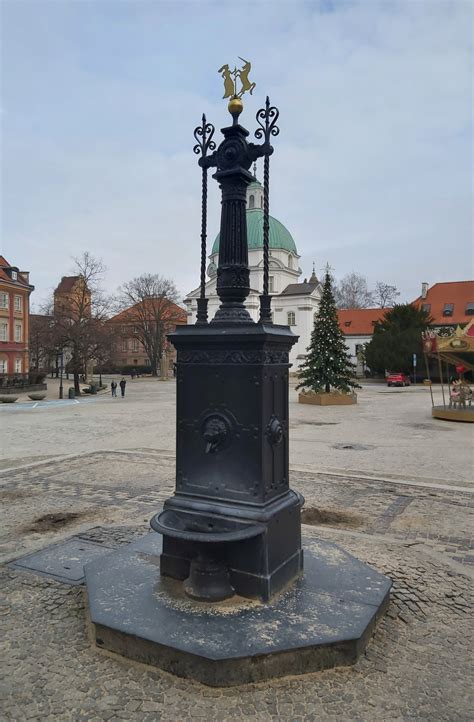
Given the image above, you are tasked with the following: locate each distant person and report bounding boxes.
[131,369,135,380]
[119,378,127,398]
[111,381,117,398]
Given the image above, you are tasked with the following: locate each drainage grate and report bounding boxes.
[9,538,114,584]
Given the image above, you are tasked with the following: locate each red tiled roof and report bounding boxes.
[109,299,187,325]
[54,276,82,294]
[338,308,389,336]
[412,281,474,325]
[0,256,33,289]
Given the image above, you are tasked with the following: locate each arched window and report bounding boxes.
[287,311,296,327]
[313,312,318,325]
[261,196,263,208]
[288,254,293,269]
[269,276,275,293]
[249,195,255,209]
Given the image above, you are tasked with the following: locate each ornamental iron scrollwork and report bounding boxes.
[178,349,289,365]
[266,415,283,445]
[193,114,216,325]
[255,97,280,324]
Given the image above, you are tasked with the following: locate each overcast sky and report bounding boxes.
[1,0,472,309]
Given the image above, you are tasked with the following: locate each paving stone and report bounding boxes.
[0,447,473,720]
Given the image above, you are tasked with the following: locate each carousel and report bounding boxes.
[422,319,474,422]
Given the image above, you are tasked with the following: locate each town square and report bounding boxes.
[1,0,473,720]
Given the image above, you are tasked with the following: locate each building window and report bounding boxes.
[313,312,318,324]
[14,358,22,373]
[0,359,6,373]
[288,255,293,269]
[344,321,351,327]
[442,303,454,317]
[122,340,128,351]
[133,326,139,334]
[422,303,431,313]
[132,339,139,351]
[465,302,474,315]
[287,312,296,326]
[0,322,8,341]
[0,293,8,309]
[249,194,255,209]
[269,276,275,293]
[14,295,22,312]
[11,271,17,281]
[15,323,22,342]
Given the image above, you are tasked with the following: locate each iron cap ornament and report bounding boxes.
[218,57,256,122]
[192,59,280,325]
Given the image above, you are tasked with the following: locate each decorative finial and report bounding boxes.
[218,58,256,123]
[253,161,257,179]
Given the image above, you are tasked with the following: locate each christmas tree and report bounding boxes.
[297,268,360,394]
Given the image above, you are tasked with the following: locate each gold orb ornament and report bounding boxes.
[228,96,243,117]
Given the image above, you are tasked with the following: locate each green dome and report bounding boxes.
[211,209,297,255]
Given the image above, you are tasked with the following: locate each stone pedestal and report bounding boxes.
[85,531,391,687]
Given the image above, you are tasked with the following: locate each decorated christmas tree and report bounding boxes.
[297,268,360,394]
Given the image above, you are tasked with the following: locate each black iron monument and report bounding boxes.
[85,64,391,686]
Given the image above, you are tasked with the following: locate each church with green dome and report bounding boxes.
[184,172,322,366]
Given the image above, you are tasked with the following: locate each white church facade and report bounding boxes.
[184,176,322,368]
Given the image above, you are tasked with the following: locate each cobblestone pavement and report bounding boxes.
[1,450,473,721]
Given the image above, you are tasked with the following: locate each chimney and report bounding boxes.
[421,282,428,299]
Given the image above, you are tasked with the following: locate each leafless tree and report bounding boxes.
[117,274,182,376]
[373,282,400,308]
[51,252,112,393]
[29,312,55,372]
[334,273,374,309]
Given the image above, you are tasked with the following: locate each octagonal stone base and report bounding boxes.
[85,533,391,686]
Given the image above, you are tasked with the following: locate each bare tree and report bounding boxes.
[373,282,400,308]
[29,312,55,372]
[117,274,182,376]
[51,252,112,393]
[89,322,115,386]
[334,273,374,309]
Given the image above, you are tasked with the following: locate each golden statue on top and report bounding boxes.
[218,58,256,100]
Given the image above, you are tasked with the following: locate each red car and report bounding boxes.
[387,372,411,387]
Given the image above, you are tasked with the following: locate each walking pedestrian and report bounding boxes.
[119,378,127,398]
[111,381,117,397]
